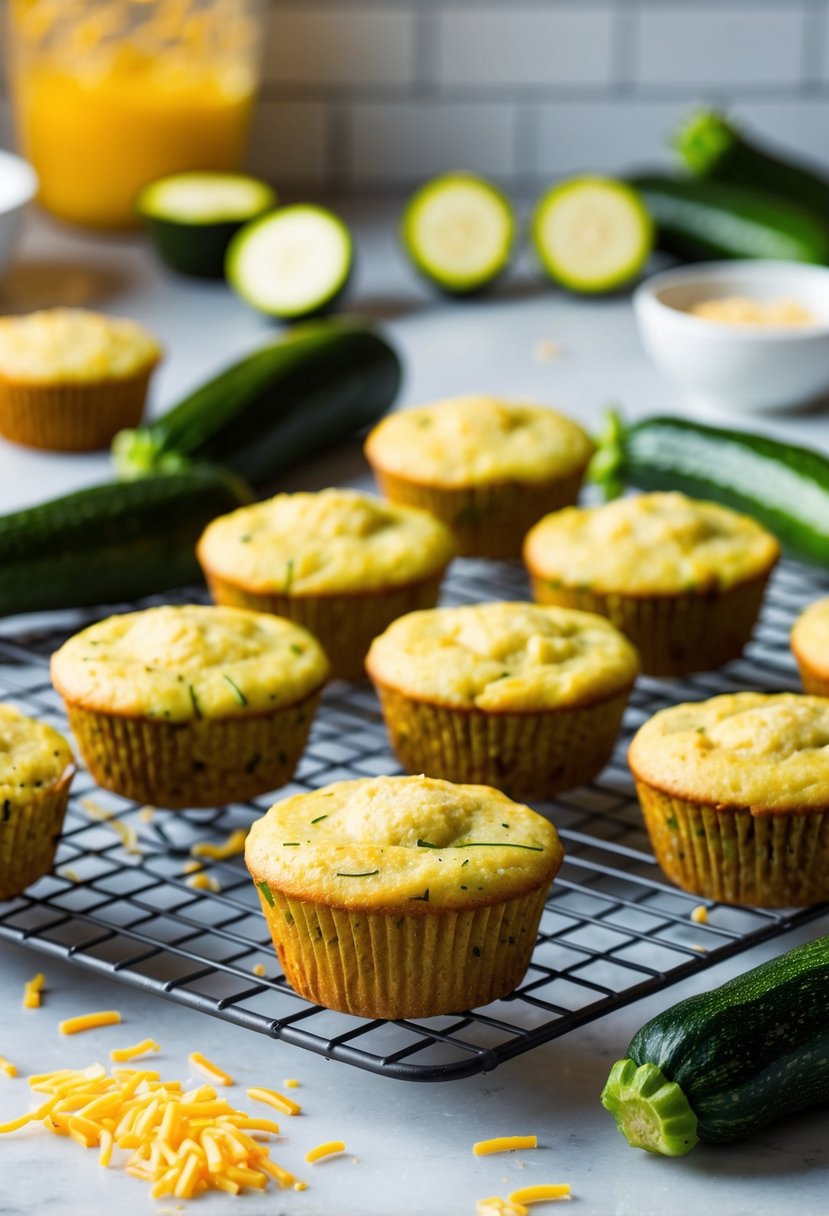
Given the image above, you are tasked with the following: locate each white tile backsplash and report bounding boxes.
[3,0,829,191]
[264,7,417,87]
[532,99,693,179]
[437,8,615,88]
[248,101,330,186]
[635,6,806,88]
[347,100,516,185]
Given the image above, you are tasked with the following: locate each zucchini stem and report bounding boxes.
[674,109,736,177]
[587,407,627,500]
[601,1059,699,1156]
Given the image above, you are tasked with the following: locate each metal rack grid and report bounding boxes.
[0,558,826,1082]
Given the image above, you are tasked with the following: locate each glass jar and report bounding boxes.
[7,0,264,229]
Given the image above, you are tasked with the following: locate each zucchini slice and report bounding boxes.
[401,172,515,294]
[601,935,829,1154]
[137,172,276,278]
[531,176,653,293]
[226,205,353,320]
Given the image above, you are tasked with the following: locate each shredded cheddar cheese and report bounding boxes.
[23,973,45,1009]
[473,1136,538,1157]
[81,798,140,853]
[247,1087,301,1116]
[690,905,709,925]
[304,1140,345,1163]
[252,963,267,977]
[58,868,81,883]
[477,1198,528,1216]
[0,1055,18,1077]
[81,796,113,820]
[508,1184,571,1204]
[181,860,203,875]
[185,873,222,893]
[110,1039,160,1063]
[137,806,156,823]
[0,1064,302,1199]
[59,1011,122,1036]
[191,829,248,861]
[283,1079,300,1089]
[188,1053,233,1087]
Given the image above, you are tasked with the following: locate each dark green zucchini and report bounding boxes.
[591,410,829,565]
[601,935,829,1154]
[136,172,276,279]
[112,321,401,489]
[675,109,829,221]
[629,173,829,264]
[0,465,250,616]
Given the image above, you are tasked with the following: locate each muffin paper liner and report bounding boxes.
[254,883,551,1019]
[203,572,447,681]
[529,573,772,677]
[64,695,320,810]
[371,468,587,560]
[371,682,631,799]
[0,768,74,900]
[792,654,829,697]
[635,782,829,907]
[0,369,153,452]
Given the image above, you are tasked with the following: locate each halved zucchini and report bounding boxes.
[401,172,515,294]
[531,176,653,293]
[226,205,353,321]
[137,172,276,278]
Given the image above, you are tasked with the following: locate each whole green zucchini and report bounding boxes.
[675,108,829,221]
[629,173,829,264]
[0,465,250,616]
[601,935,829,1154]
[591,410,829,565]
[113,320,402,488]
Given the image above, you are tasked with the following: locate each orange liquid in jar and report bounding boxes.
[9,2,260,229]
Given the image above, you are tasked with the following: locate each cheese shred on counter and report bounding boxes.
[110,1040,160,1063]
[472,1135,538,1157]
[508,1184,571,1204]
[247,1087,301,1116]
[23,973,45,1009]
[59,1011,122,1036]
[304,1140,346,1163]
[0,1064,305,1199]
[188,1052,233,1086]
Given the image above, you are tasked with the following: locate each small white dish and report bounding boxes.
[0,149,38,278]
[634,260,829,414]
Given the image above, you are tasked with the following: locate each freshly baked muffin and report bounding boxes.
[0,308,161,451]
[50,604,328,809]
[197,488,456,680]
[0,705,74,900]
[791,599,829,695]
[364,395,594,558]
[366,602,638,798]
[629,692,829,907]
[245,774,563,1018]
[524,492,779,676]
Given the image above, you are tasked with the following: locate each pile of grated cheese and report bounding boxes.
[0,1061,306,1200]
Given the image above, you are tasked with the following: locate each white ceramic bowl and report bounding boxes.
[634,260,829,414]
[0,149,38,277]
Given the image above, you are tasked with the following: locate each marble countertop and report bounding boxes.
[1,206,828,1216]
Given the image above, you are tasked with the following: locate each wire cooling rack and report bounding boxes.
[0,559,827,1082]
